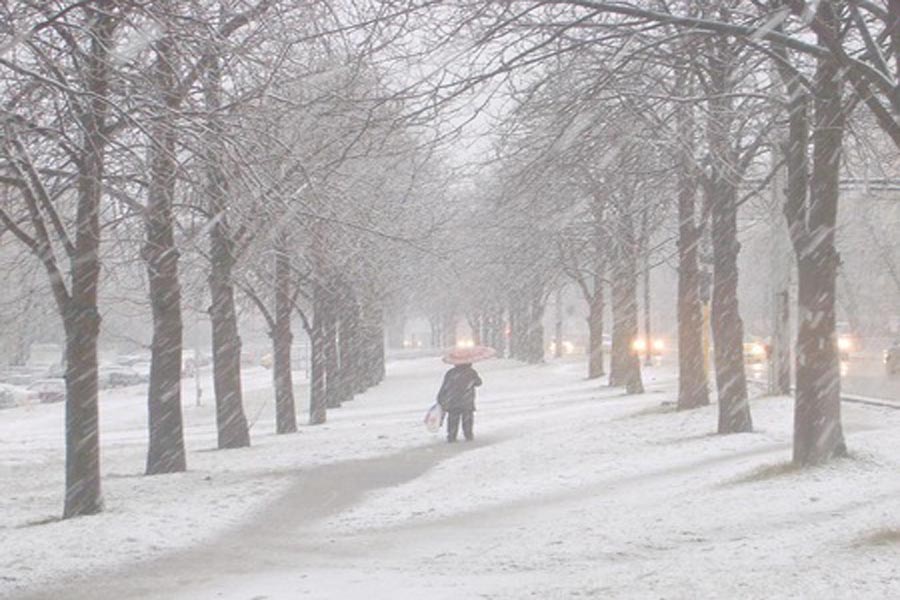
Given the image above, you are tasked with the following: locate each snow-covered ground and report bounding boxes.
[2,358,899,599]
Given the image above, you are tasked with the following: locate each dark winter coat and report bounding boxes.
[436,364,482,413]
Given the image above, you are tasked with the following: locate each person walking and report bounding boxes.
[436,362,482,442]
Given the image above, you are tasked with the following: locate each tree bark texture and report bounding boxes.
[63,4,117,517]
[309,283,328,425]
[587,197,608,379]
[587,274,605,379]
[335,310,356,403]
[709,182,752,433]
[706,42,751,434]
[272,236,297,434]
[205,52,249,449]
[641,208,652,367]
[144,23,186,474]
[608,208,644,394]
[675,100,709,410]
[517,281,546,364]
[324,299,341,409]
[788,15,847,464]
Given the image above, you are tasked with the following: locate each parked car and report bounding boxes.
[884,340,900,375]
[0,383,37,409]
[98,366,144,388]
[28,379,66,403]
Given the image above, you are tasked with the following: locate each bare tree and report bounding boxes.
[0,0,120,517]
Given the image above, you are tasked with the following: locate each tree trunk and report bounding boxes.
[508,295,523,359]
[309,283,328,425]
[677,215,710,410]
[640,207,654,367]
[709,182,752,433]
[588,196,608,379]
[769,126,793,397]
[524,282,546,364]
[63,306,103,518]
[587,274,605,379]
[63,5,116,517]
[272,236,296,434]
[675,99,709,410]
[324,300,341,409]
[790,20,847,464]
[608,268,634,387]
[345,300,366,396]
[609,209,644,394]
[553,289,563,358]
[144,25,186,474]
[794,255,845,463]
[208,263,250,447]
[205,51,249,449]
[705,42,751,434]
[336,310,356,403]
[772,289,792,395]
[367,305,386,386]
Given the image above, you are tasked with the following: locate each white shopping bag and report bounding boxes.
[423,402,445,433]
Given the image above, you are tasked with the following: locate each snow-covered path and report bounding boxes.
[6,358,900,599]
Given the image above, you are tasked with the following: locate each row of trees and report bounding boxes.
[1,0,896,519]
[393,0,898,465]
[0,1,444,518]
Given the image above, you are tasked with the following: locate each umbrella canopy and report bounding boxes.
[442,345,496,365]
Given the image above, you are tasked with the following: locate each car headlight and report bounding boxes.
[750,343,766,357]
[837,337,853,352]
[652,339,665,352]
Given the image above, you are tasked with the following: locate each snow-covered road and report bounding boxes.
[4,358,900,599]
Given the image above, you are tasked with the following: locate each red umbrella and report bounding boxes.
[442,345,496,365]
